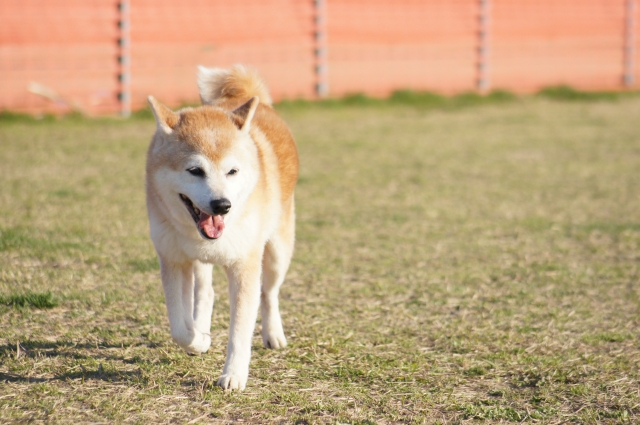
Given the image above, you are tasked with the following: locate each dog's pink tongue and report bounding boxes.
[198,213,225,239]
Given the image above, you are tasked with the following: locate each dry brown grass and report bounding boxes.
[0,96,639,423]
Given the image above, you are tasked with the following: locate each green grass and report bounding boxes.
[0,291,58,309]
[536,86,635,102]
[276,89,519,111]
[1,94,639,423]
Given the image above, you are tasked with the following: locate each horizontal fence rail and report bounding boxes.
[0,0,638,115]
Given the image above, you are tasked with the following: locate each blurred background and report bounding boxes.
[0,0,638,116]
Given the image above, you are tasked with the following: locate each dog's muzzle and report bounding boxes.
[179,194,229,240]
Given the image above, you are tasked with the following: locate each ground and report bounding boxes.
[0,94,639,423]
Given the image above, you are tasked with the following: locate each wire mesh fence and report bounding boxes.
[0,0,638,115]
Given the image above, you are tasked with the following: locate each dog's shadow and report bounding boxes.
[0,339,162,384]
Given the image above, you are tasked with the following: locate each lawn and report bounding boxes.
[0,94,639,423]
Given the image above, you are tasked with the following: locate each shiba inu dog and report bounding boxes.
[145,65,298,390]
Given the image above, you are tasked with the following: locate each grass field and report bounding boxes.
[1,94,639,424]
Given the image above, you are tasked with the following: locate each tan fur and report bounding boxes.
[175,108,237,162]
[248,106,299,201]
[198,64,273,109]
[200,66,299,202]
[146,66,298,391]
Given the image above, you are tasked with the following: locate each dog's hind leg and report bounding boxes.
[160,258,211,355]
[260,198,295,349]
[193,261,214,336]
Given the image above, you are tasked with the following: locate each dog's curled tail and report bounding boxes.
[197,65,273,108]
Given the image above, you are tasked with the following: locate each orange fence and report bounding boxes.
[0,0,638,115]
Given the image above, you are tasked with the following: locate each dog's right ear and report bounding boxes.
[148,96,179,134]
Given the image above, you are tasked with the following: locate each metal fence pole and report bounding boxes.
[118,0,131,117]
[624,0,636,87]
[477,0,491,92]
[314,0,329,98]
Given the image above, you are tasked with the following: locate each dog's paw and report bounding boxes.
[174,330,211,355]
[262,328,287,349]
[216,373,247,391]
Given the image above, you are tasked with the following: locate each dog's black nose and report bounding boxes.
[211,198,231,215]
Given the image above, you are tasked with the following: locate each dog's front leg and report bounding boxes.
[160,258,211,355]
[192,261,214,335]
[217,253,262,391]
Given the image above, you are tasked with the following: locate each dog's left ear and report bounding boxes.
[231,96,259,134]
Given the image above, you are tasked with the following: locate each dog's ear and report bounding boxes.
[148,96,179,134]
[231,96,259,134]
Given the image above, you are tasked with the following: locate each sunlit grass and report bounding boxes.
[0,95,639,423]
[0,291,58,309]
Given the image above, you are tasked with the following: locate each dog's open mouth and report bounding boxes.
[179,194,225,240]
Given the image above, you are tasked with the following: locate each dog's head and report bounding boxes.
[146,96,260,240]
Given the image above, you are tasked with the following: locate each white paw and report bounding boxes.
[262,327,287,349]
[174,330,211,355]
[216,373,247,391]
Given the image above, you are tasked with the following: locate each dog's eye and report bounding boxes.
[187,167,205,177]
[227,168,239,176]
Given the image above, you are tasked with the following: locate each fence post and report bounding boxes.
[477,0,491,92]
[118,0,131,117]
[624,0,636,87]
[314,0,329,98]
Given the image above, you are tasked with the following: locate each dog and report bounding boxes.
[145,65,298,390]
